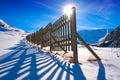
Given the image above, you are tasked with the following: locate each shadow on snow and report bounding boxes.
[97,61,106,80]
[0,39,86,80]
[0,39,106,80]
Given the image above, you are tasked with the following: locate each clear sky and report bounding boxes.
[0,0,120,33]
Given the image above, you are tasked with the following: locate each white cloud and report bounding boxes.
[77,25,102,31]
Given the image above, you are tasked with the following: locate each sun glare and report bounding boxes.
[64,5,73,16]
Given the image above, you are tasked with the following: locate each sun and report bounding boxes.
[64,5,73,16]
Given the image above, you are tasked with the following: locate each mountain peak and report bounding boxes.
[0,19,12,29]
[98,26,120,47]
[0,19,27,36]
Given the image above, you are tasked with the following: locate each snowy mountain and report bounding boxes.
[0,19,27,56]
[78,29,113,45]
[97,33,109,46]
[0,19,11,29]
[0,19,26,34]
[98,26,120,47]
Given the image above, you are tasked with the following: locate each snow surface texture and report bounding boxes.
[0,19,120,80]
[0,39,86,80]
[0,39,120,80]
[77,45,120,80]
[0,19,26,56]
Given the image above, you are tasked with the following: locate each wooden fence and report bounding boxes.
[26,7,101,63]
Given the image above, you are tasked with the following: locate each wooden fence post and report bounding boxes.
[50,24,52,52]
[77,33,101,60]
[70,7,78,63]
[41,28,43,49]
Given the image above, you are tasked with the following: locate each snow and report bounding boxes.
[0,19,27,56]
[98,31,109,45]
[77,45,120,80]
[0,30,25,56]
[0,19,11,29]
[0,23,120,80]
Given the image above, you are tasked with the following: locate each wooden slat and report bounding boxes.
[77,33,101,60]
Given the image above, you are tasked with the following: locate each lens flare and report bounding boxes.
[64,5,73,16]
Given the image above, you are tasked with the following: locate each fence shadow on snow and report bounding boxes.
[0,39,86,80]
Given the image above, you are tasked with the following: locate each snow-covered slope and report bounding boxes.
[0,19,11,29]
[98,26,120,47]
[97,32,109,46]
[0,19,26,34]
[0,19,27,56]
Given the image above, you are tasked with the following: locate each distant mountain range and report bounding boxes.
[77,29,113,45]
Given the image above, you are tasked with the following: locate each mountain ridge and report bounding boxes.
[98,26,120,47]
[0,19,27,36]
[78,28,113,44]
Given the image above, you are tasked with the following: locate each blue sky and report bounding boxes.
[0,0,120,32]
